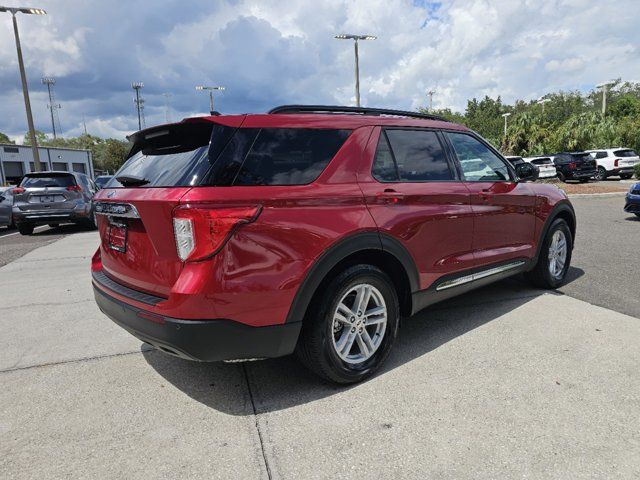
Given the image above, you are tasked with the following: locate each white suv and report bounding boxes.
[523,156,557,179]
[587,148,639,180]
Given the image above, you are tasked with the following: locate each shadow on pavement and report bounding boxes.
[36,224,93,236]
[624,215,640,222]
[143,271,585,415]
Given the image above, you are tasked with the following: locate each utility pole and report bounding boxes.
[427,90,436,112]
[82,115,87,135]
[596,81,615,116]
[195,85,225,115]
[131,82,144,130]
[335,34,377,108]
[42,77,61,139]
[1,6,47,171]
[501,112,511,136]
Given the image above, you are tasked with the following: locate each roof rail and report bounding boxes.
[268,104,449,122]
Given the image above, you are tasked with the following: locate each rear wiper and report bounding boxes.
[116,174,150,187]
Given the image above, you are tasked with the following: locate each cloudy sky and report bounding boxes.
[1,0,638,141]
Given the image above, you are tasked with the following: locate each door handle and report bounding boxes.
[377,188,404,204]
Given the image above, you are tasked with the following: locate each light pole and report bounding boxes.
[596,80,616,116]
[1,6,46,171]
[131,82,144,130]
[195,85,225,114]
[501,112,511,136]
[427,90,436,112]
[162,92,172,123]
[335,34,377,108]
[42,77,61,139]
[537,97,550,115]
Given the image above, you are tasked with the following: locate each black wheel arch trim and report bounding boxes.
[532,200,576,265]
[284,231,420,324]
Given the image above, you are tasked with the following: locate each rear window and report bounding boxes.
[109,124,350,188]
[614,149,637,157]
[20,174,75,188]
[530,158,551,165]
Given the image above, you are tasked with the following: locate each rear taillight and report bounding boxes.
[67,184,83,192]
[172,205,262,262]
[12,187,25,194]
[614,159,619,167]
[568,162,577,170]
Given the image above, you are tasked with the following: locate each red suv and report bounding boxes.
[92,105,576,383]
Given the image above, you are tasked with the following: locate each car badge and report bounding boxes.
[107,191,115,198]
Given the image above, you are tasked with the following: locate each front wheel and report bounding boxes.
[525,219,572,289]
[296,264,400,384]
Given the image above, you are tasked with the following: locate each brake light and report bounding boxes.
[614,159,619,167]
[66,184,83,192]
[568,162,577,170]
[172,205,262,262]
[11,187,25,194]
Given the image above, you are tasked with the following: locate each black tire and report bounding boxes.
[635,213,640,218]
[17,223,34,236]
[296,264,400,384]
[595,167,607,181]
[83,210,97,230]
[557,172,566,182]
[48,223,60,228]
[620,174,633,180]
[525,218,572,289]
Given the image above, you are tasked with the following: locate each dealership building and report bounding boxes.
[0,143,95,185]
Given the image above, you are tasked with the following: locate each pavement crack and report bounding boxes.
[0,348,152,374]
[0,299,95,311]
[242,363,274,480]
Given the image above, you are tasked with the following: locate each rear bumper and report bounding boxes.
[13,206,89,225]
[608,167,635,175]
[93,284,301,362]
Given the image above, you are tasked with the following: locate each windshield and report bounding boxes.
[20,174,75,188]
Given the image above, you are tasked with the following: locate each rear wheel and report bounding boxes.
[17,223,34,236]
[557,172,566,182]
[525,219,572,289]
[296,264,399,384]
[595,167,607,181]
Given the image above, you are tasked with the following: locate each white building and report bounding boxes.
[0,143,94,185]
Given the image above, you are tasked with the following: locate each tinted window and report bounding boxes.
[371,133,398,182]
[614,149,637,157]
[594,151,607,159]
[21,174,75,188]
[530,158,551,165]
[232,129,351,186]
[447,133,510,182]
[372,130,452,182]
[108,146,211,188]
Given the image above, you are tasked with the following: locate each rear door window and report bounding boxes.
[20,174,76,188]
[614,149,637,157]
[446,132,511,182]
[372,129,453,182]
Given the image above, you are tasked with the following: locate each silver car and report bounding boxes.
[0,186,16,229]
[12,171,98,235]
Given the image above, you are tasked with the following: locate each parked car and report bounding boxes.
[0,186,16,229]
[586,148,640,181]
[523,156,557,179]
[94,175,114,189]
[12,171,98,235]
[551,152,597,182]
[91,105,576,384]
[624,181,640,218]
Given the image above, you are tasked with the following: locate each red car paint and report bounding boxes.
[91,110,574,361]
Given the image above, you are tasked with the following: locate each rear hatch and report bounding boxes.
[571,153,597,173]
[95,119,237,297]
[613,149,640,167]
[14,172,81,211]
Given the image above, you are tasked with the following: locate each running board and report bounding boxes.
[435,260,526,291]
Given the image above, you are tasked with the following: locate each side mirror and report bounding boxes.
[515,163,539,182]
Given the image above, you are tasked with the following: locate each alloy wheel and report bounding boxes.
[548,230,567,278]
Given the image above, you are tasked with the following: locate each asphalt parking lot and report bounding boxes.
[1,194,639,479]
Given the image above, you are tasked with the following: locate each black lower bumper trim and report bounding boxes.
[94,285,302,361]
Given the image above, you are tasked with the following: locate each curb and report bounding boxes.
[568,191,627,198]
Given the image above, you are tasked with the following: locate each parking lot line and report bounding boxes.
[0,225,50,239]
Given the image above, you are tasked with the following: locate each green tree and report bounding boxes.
[0,132,14,144]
